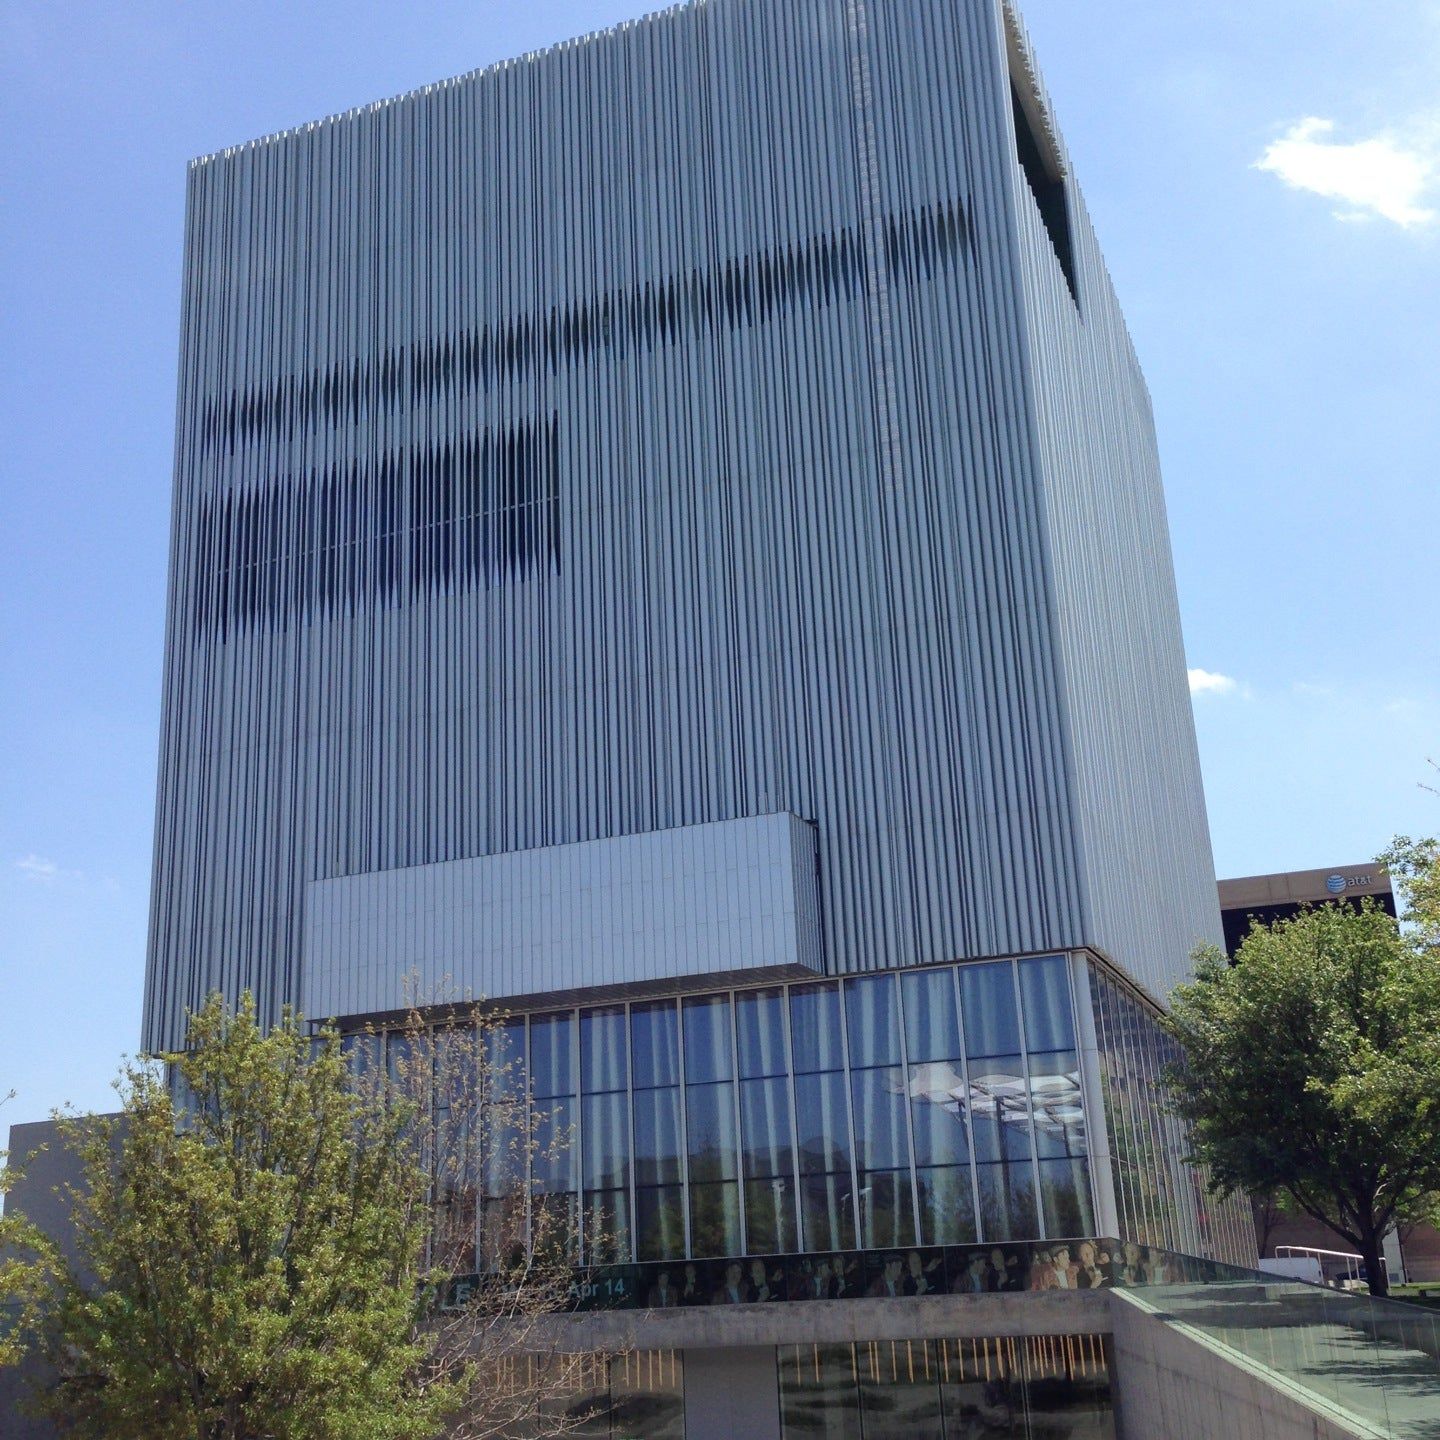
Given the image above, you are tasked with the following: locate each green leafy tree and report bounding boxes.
[1,1093,56,1370]
[23,994,613,1440]
[1163,892,1440,1297]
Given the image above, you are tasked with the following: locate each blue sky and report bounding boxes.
[2,0,1436,1120]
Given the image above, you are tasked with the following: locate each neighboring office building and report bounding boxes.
[1217,863,1396,959]
[15,0,1267,1433]
[1220,864,1439,1285]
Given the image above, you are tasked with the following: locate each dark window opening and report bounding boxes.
[1010,80,1077,303]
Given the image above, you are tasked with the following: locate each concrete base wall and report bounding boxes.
[682,1346,781,1440]
[1109,1293,1373,1440]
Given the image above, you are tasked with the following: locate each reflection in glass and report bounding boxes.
[583,1187,630,1263]
[633,1087,682,1185]
[580,1007,627,1094]
[1030,1050,1086,1159]
[737,988,788,1078]
[630,1001,679,1089]
[529,1011,574,1098]
[902,968,962,1062]
[685,1081,738,1181]
[790,983,845,1074]
[581,1092,628,1190]
[857,1169,915,1249]
[795,1073,852,1174]
[968,1055,1033,1162]
[977,1160,1036,1241]
[635,1185,685,1262]
[844,973,901,1069]
[682,995,733,1083]
[740,1077,794,1178]
[688,1181,741,1257]
[533,1099,577,1192]
[907,1059,971,1166]
[1019,954,1075,1053]
[849,1069,910,1172]
[779,1343,864,1440]
[799,1172,856,1252]
[916,1165,977,1246]
[609,1350,686,1440]
[1040,1157,1096,1240]
[857,1338,945,1440]
[744,1177,797,1253]
[960,962,1022,1058]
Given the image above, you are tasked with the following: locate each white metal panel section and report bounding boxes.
[299,812,821,1018]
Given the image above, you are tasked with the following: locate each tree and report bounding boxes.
[1,1093,56,1370]
[1163,890,1440,1297]
[22,994,618,1439]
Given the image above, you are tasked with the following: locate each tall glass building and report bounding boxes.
[141,0,1256,1426]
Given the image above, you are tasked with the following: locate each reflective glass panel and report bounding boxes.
[908,1058,971,1166]
[744,1177,798,1254]
[902,968,962,1062]
[483,1017,526,1101]
[682,995,733,1084]
[799,1173,856,1252]
[737,987,788,1078]
[794,1072,852,1175]
[533,1099,578,1193]
[849,1068,910,1172]
[583,1188,630,1263]
[633,1086,682,1185]
[976,1159,1036,1242]
[688,1181,741,1258]
[967,1054,1033,1162]
[580,1007,627,1094]
[478,1193,527,1270]
[685,1080,738,1181]
[480,1106,527,1195]
[857,1339,943,1439]
[779,1344,864,1440]
[940,1363,1025,1438]
[1030,1050,1087,1159]
[630,1000,680,1090]
[790,983,845,1074]
[1020,954,1076,1053]
[581,1091,629,1190]
[1040,1158,1097,1242]
[843,974,901,1069]
[857,1169,916,1249]
[960,962,1022,1058]
[740,1076,794,1178]
[610,1351,686,1439]
[915,1164,977,1246]
[529,1011,574,1098]
[634,1185,686,1263]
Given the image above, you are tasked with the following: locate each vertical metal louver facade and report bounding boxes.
[144,0,1221,1052]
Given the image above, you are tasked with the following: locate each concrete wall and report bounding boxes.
[682,1346,781,1440]
[0,1117,120,1440]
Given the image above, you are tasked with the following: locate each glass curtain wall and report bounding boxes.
[778,1336,1115,1440]
[461,955,1098,1267]
[1086,962,1256,1268]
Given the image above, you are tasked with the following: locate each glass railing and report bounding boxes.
[1120,1245,1440,1439]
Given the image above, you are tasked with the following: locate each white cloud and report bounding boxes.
[15,853,61,882]
[1256,117,1438,228]
[1188,668,1240,698]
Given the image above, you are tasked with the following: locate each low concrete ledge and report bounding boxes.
[532,1288,1113,1351]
